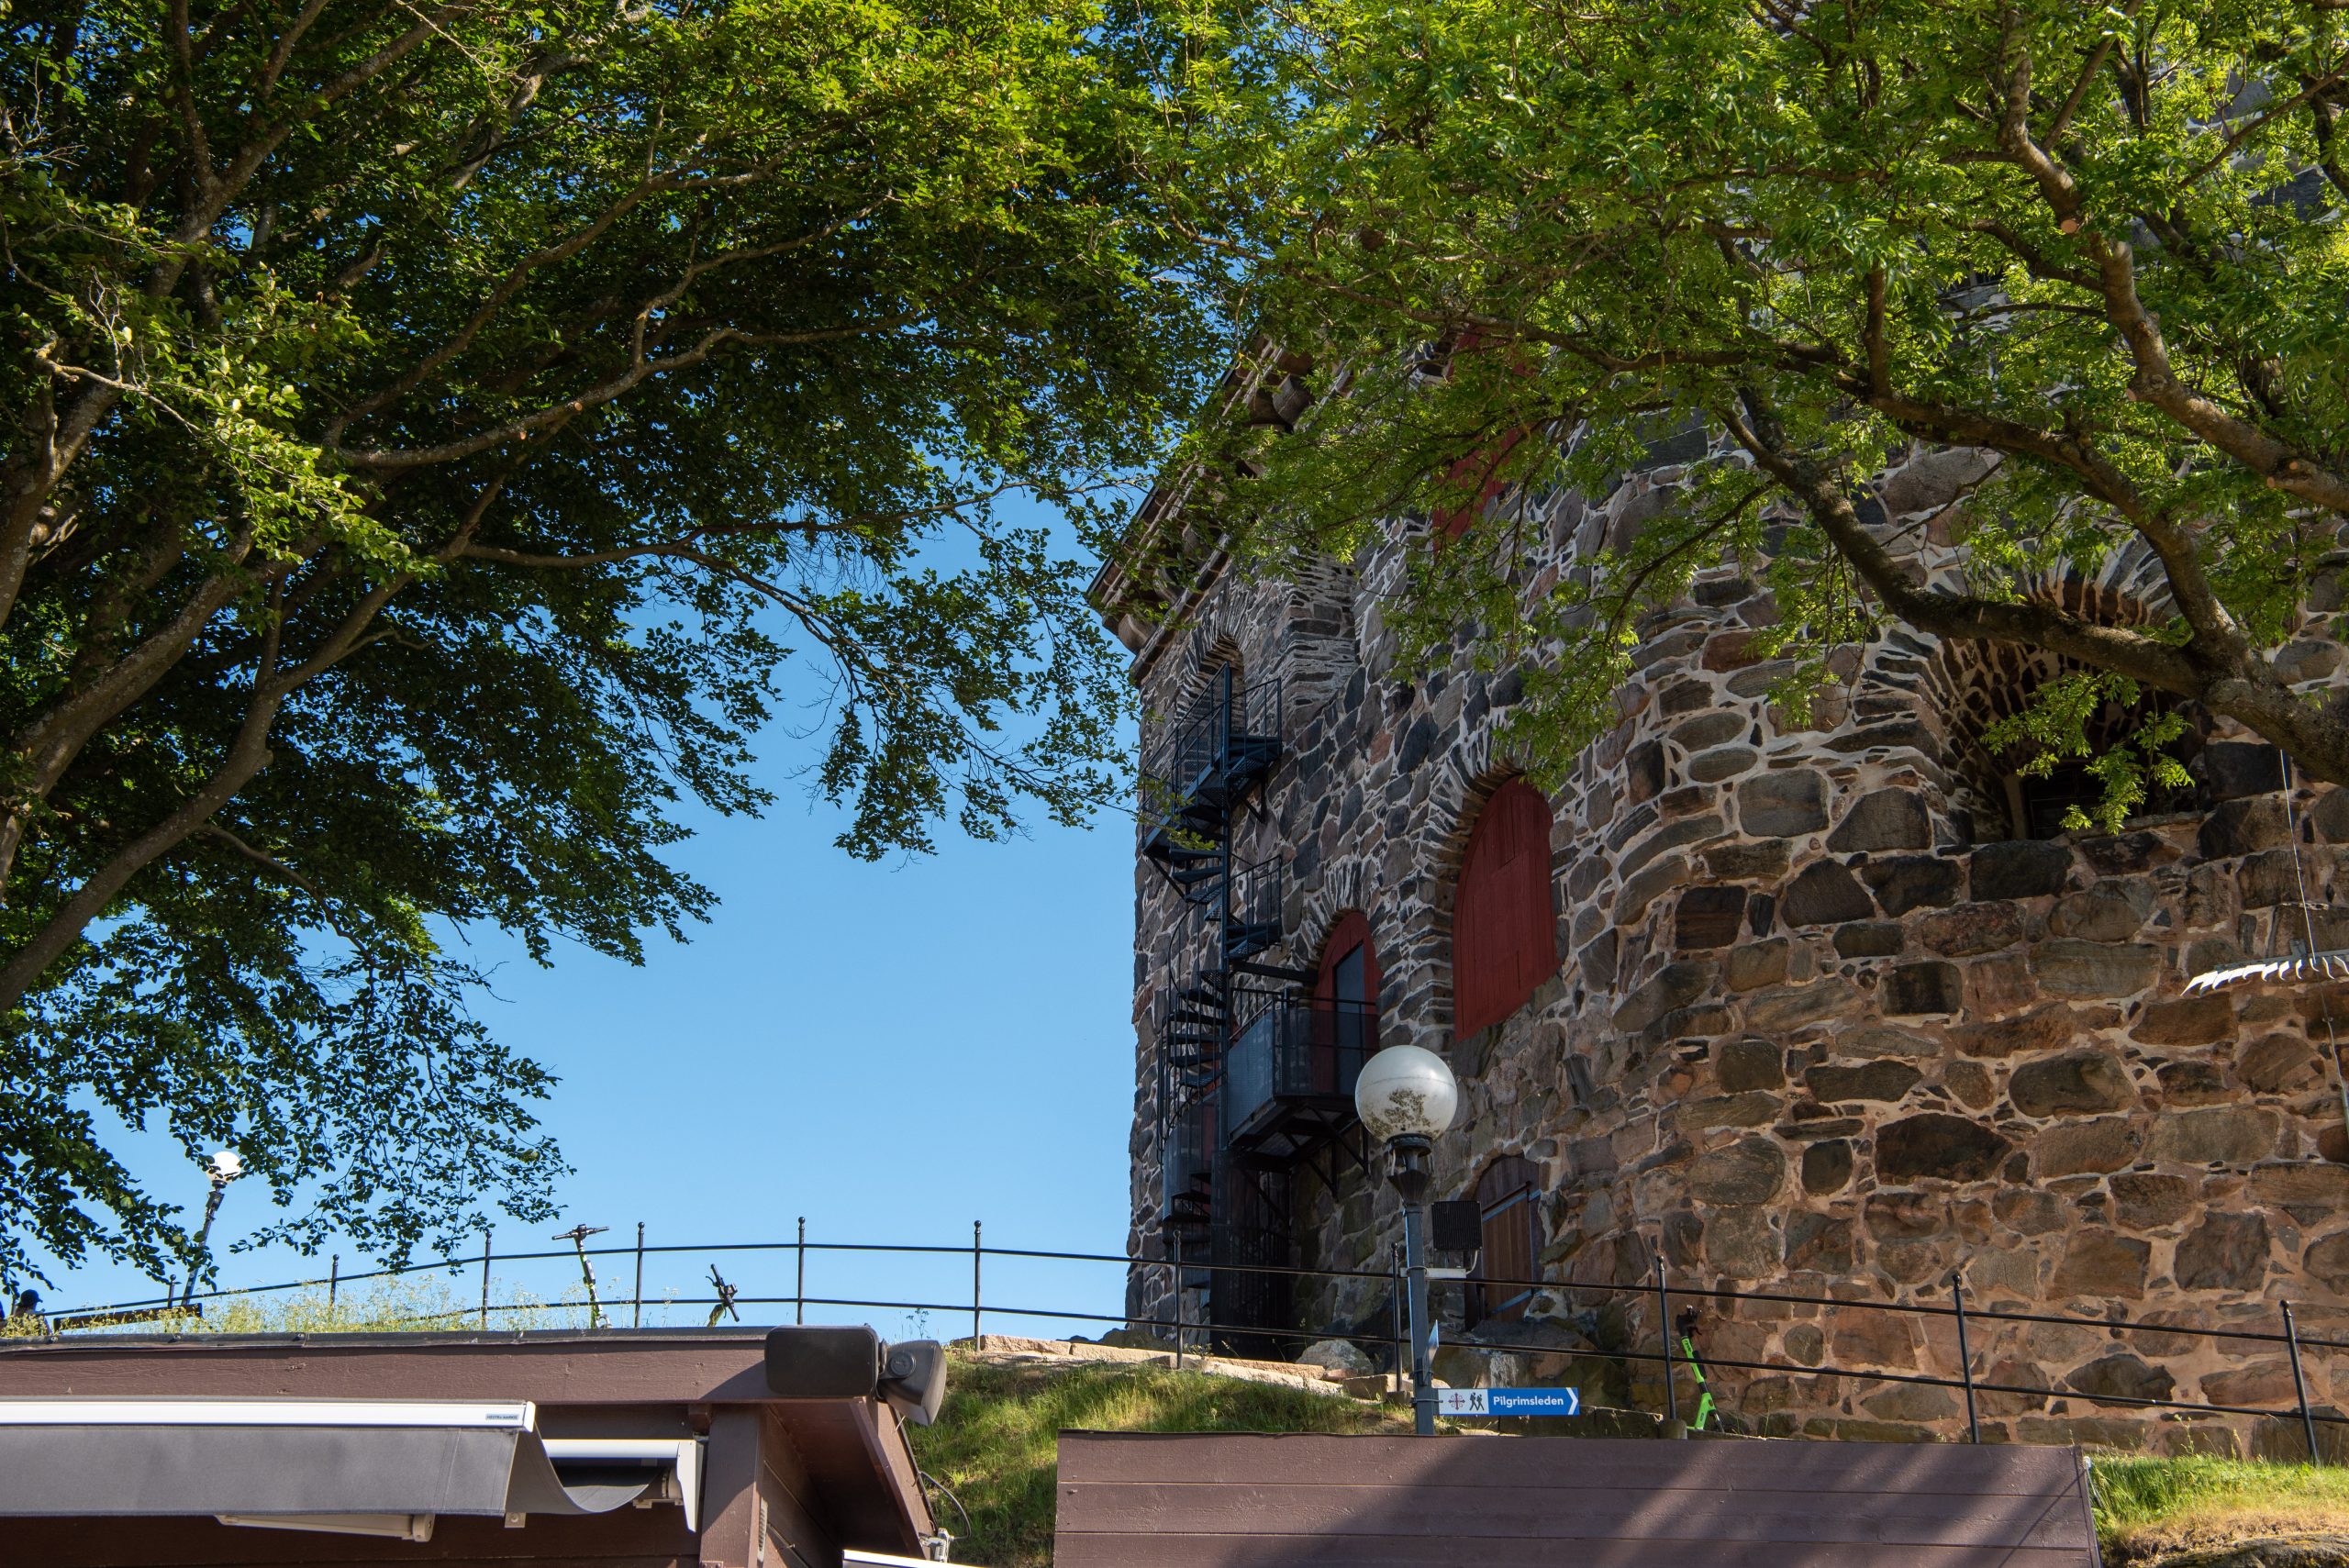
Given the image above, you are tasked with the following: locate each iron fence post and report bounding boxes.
[1654,1254,1683,1436]
[328,1254,339,1323]
[478,1231,492,1329]
[1952,1271,1979,1443]
[795,1217,806,1325]
[972,1220,983,1346]
[2287,1299,2321,1463]
[1163,1237,1182,1371]
[632,1222,645,1329]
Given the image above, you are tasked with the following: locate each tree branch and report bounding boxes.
[1720,390,2203,694]
[0,641,288,1013]
[329,312,925,470]
[199,821,364,951]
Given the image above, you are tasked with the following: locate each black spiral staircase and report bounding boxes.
[1142,668,1377,1355]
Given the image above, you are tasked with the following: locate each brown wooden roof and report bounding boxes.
[0,1329,932,1568]
[1055,1432,2100,1568]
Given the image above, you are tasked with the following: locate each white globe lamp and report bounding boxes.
[1354,1045,1459,1143]
[1354,1045,1459,1438]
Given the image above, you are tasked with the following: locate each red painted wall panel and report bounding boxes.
[1453,780,1557,1039]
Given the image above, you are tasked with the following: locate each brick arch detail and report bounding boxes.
[1178,630,1247,703]
[1904,572,2193,839]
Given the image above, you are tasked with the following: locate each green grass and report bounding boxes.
[4,1279,596,1336]
[907,1362,2349,1568]
[908,1352,1412,1568]
[2092,1456,2349,1563]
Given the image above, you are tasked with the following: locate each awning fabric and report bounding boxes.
[0,1407,649,1519]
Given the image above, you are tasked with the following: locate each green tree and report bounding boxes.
[1,0,1205,1286]
[1149,0,2349,822]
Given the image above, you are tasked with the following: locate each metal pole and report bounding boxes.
[794,1217,806,1326]
[1173,1260,1186,1372]
[1952,1271,1979,1444]
[1392,1241,1406,1399]
[182,1180,228,1311]
[1404,1194,1434,1437]
[1654,1254,1683,1436]
[328,1254,340,1323]
[972,1220,983,1346]
[632,1222,645,1329]
[479,1231,492,1329]
[2287,1300,2321,1463]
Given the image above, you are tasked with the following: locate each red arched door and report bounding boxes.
[1453,781,1557,1038]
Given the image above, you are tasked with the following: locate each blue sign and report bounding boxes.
[1434,1387,1580,1418]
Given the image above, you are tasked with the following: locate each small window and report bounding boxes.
[1466,1156,1542,1327]
[1453,781,1557,1037]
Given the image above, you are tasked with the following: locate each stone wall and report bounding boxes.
[1118,440,2349,1453]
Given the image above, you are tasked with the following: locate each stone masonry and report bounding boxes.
[1097,436,2349,1456]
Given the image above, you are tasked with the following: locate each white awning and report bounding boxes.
[0,1399,691,1539]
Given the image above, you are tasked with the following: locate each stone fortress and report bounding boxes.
[1089,394,2349,1455]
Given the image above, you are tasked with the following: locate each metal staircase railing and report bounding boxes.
[1138,665,1318,1347]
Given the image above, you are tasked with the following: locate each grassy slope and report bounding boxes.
[912,1356,2349,1568]
[908,1354,1412,1568]
[2094,1457,2349,1564]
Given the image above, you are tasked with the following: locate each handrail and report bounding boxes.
[28,1227,2349,1455]
[44,1236,2349,1351]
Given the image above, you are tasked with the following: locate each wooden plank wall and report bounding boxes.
[1055,1433,2102,1568]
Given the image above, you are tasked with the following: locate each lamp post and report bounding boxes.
[1354,1044,1460,1437]
[181,1150,245,1312]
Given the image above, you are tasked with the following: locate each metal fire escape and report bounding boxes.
[1141,668,1308,1353]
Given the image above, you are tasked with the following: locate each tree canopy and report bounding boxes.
[1,0,1207,1285]
[1150,0,2349,822]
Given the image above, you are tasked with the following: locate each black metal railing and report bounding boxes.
[1140,669,1282,830]
[1159,1097,1216,1237]
[1224,994,1375,1148]
[1224,856,1283,963]
[1154,953,1229,1075]
[29,1229,2349,1460]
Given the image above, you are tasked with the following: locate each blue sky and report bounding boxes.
[45,508,1150,1341]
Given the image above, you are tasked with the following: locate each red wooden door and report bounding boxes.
[1453,781,1556,1038]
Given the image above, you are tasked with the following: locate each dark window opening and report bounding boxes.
[1995,690,2200,840]
[1925,624,2208,844]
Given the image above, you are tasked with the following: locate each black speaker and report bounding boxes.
[1431,1199,1483,1254]
[763,1325,882,1398]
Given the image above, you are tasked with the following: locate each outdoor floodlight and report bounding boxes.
[1353,1045,1459,1143]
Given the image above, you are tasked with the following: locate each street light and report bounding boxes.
[1355,1045,1459,1436]
[182,1150,246,1312]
